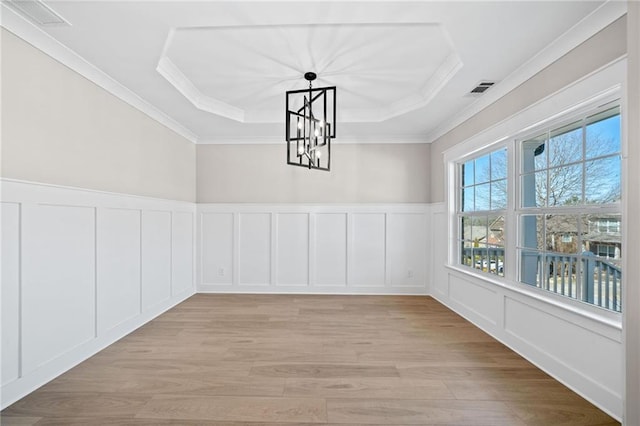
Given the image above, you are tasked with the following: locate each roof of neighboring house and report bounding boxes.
[583,232,621,244]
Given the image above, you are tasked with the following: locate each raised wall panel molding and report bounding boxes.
[197,203,430,295]
[1,202,21,387]
[238,213,271,286]
[0,179,196,409]
[428,197,623,421]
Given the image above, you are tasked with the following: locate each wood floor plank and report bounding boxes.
[40,374,286,397]
[223,347,358,363]
[2,392,150,418]
[284,377,455,399]
[0,416,42,426]
[444,378,587,401]
[504,400,620,425]
[397,365,550,380]
[31,419,413,426]
[1,294,619,425]
[250,363,399,378]
[326,399,527,425]
[135,395,327,423]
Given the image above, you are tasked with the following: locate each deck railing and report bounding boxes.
[461,248,622,312]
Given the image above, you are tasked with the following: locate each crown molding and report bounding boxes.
[157,55,245,122]
[197,135,428,145]
[159,23,461,125]
[423,0,627,144]
[0,4,199,143]
[1,1,624,147]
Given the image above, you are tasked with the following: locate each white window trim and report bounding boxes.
[444,58,625,324]
[513,100,622,312]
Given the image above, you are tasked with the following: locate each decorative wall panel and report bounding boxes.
[0,179,195,409]
[197,204,429,294]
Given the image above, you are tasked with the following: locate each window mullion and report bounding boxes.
[505,139,518,282]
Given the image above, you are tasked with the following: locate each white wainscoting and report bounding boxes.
[428,202,623,420]
[197,204,429,294]
[0,179,196,409]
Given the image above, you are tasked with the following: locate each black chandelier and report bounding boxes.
[285,72,336,171]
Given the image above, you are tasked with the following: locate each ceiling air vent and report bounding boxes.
[468,81,496,96]
[6,0,70,27]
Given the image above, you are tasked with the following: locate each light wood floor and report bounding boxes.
[2,294,619,425]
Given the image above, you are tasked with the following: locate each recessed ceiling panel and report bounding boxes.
[6,0,611,142]
[159,23,461,123]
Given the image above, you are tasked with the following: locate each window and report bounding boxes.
[453,101,622,313]
[517,105,621,312]
[595,244,616,259]
[458,148,507,277]
[590,218,620,234]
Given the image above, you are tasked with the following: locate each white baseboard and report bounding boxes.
[0,289,194,409]
[1,179,196,409]
[428,205,623,421]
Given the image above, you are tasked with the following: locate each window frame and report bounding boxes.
[447,88,622,316]
[455,145,509,278]
[514,100,622,312]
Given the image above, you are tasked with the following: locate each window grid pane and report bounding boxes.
[458,147,508,278]
[518,106,622,312]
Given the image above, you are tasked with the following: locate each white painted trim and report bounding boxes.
[196,136,429,145]
[0,179,197,409]
[438,291,621,419]
[441,59,625,326]
[197,287,427,296]
[430,201,623,419]
[157,56,245,123]
[0,1,625,146]
[197,203,430,295]
[1,289,193,409]
[443,58,625,161]
[434,57,626,420]
[159,22,461,125]
[0,178,194,210]
[197,203,429,213]
[0,4,199,143]
[425,0,627,144]
[3,177,624,421]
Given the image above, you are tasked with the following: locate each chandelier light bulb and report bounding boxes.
[316,151,322,159]
[298,146,305,155]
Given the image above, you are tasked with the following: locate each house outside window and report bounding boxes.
[458,148,507,277]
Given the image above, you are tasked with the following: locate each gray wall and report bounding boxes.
[197,143,430,203]
[429,15,627,203]
[1,29,196,202]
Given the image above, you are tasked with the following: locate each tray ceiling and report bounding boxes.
[1,1,618,143]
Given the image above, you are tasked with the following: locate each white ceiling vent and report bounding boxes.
[468,81,496,96]
[6,0,70,27]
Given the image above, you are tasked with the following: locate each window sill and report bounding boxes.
[444,263,622,332]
